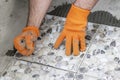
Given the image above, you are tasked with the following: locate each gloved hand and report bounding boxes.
[54,4,90,56]
[14,26,40,56]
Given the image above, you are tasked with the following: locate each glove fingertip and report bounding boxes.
[53,43,59,49]
[65,51,71,56]
[73,52,79,56]
[80,47,86,52]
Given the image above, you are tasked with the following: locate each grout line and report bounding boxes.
[73,23,101,80]
[16,58,76,73]
[75,23,101,74]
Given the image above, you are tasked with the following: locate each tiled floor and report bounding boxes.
[0,15,120,80]
[14,15,99,72]
[0,60,75,80]
[77,25,120,80]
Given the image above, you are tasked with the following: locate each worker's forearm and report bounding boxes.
[74,0,99,10]
[27,0,52,28]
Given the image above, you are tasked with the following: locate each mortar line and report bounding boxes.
[16,58,76,73]
[73,23,102,79]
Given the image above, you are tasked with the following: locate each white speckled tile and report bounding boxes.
[78,25,120,80]
[15,15,99,72]
[0,60,75,80]
[74,74,98,80]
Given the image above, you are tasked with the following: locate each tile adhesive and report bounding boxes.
[48,4,120,27]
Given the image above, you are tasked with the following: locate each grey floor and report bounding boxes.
[0,0,120,79]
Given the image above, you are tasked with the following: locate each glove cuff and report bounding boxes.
[65,4,90,31]
[22,26,40,37]
[67,4,90,19]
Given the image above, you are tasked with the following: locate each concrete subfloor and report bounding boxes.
[0,0,120,79]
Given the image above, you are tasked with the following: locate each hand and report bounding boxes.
[54,4,90,56]
[14,26,40,56]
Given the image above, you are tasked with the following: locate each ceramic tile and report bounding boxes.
[0,60,75,80]
[15,15,99,72]
[74,74,98,80]
[78,25,120,80]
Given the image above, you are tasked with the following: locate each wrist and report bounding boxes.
[74,0,98,10]
[23,26,40,37]
[27,23,40,28]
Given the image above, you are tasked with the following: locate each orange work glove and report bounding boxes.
[54,4,90,56]
[14,26,40,56]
